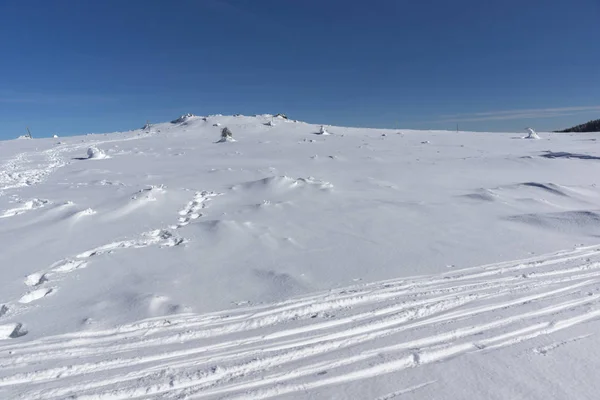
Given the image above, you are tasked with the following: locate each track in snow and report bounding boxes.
[0,148,66,192]
[0,134,152,195]
[0,189,218,341]
[1,245,600,399]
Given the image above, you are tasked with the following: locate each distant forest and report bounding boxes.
[556,119,600,133]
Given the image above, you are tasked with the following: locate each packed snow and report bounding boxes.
[1,114,600,399]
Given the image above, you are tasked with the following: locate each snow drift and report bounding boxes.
[1,115,600,399]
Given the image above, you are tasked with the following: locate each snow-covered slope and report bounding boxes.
[1,114,600,399]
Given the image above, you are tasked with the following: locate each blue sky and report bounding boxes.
[0,0,599,138]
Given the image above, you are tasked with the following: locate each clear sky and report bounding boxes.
[0,0,599,138]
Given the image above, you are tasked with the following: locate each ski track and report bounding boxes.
[1,245,600,399]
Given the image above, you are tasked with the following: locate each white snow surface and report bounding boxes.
[1,114,600,399]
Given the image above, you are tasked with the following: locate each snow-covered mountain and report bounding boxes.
[1,114,600,399]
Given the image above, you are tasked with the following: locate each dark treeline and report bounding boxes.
[556,119,600,133]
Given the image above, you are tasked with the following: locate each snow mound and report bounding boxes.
[318,125,330,135]
[507,210,600,235]
[0,198,49,219]
[525,127,540,139]
[71,208,97,219]
[87,146,109,159]
[233,176,333,193]
[145,294,188,316]
[519,182,568,197]
[464,181,586,208]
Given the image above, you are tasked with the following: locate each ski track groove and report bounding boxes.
[1,246,600,399]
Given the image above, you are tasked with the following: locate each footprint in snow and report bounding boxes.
[0,323,27,339]
[19,288,54,304]
[24,272,48,287]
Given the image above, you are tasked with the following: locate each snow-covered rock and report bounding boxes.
[170,113,196,124]
[525,127,540,139]
[86,146,109,159]
[318,125,330,135]
[217,126,236,143]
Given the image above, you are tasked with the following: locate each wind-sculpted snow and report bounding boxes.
[1,115,600,398]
